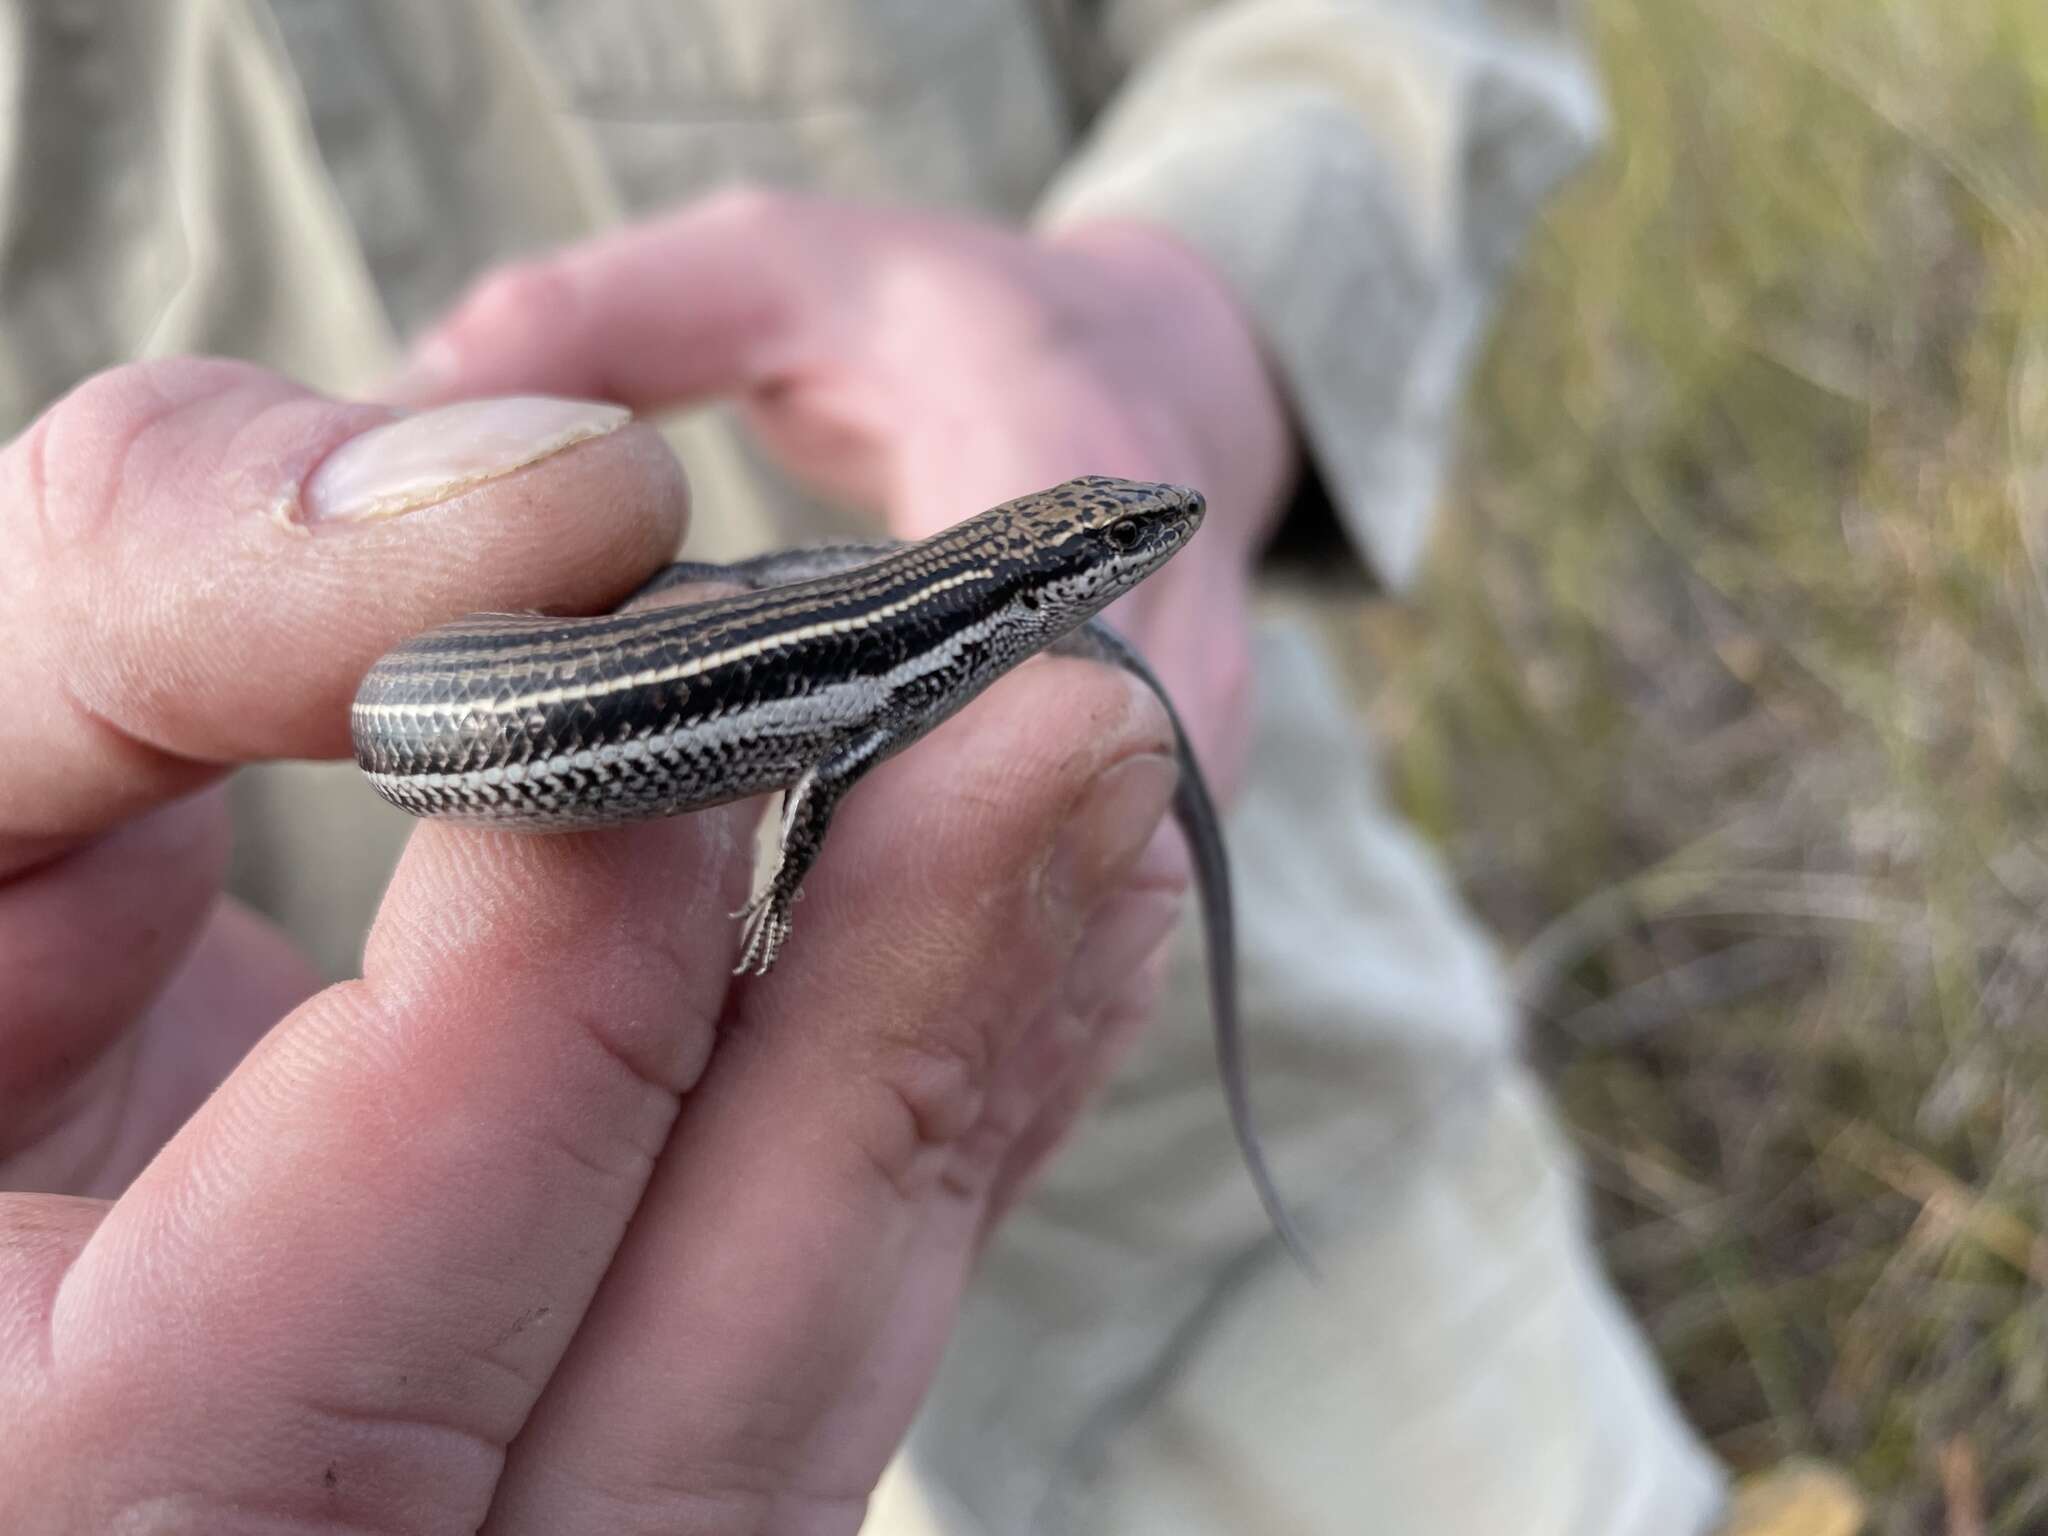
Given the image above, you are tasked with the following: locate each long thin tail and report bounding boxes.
[1058,621,1314,1269]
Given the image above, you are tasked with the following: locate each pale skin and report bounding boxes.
[0,190,1295,1533]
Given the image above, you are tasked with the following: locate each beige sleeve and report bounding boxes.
[0,0,393,434]
[1036,0,1604,588]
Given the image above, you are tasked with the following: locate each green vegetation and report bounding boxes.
[1359,2,2048,1527]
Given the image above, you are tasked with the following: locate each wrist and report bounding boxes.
[1047,220,1297,558]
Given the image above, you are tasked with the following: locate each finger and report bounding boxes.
[22,801,756,1532]
[486,663,1184,1534]
[0,360,687,1191]
[978,841,1187,1229]
[2,359,687,847]
[0,791,225,1177]
[389,187,842,411]
[4,894,330,1201]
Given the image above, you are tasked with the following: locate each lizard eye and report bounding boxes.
[1105,520,1142,551]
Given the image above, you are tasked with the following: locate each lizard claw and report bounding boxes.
[733,891,793,976]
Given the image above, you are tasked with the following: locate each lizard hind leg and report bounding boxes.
[729,727,894,977]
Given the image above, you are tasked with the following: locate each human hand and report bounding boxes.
[1,361,1187,1532]
[393,187,1297,794]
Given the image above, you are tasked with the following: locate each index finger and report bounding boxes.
[388,187,861,412]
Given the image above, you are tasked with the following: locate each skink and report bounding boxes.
[350,475,1305,1262]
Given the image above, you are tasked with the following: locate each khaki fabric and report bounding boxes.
[1037,1,1606,586]
[0,0,392,422]
[875,617,1722,1534]
[0,2,1723,1532]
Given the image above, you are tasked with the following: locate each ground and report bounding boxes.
[1351,2,2048,1530]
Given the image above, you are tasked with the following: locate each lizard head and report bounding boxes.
[998,475,1207,623]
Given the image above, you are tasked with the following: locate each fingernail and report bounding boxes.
[1045,752,1179,914]
[303,396,631,523]
[1065,886,1187,1020]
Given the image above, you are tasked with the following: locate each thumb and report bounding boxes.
[2,358,688,849]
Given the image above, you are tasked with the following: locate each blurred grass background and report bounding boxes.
[1354,1,2048,1529]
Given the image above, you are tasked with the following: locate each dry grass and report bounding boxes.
[1353,1,2048,1528]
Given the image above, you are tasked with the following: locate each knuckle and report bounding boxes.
[16,359,259,554]
[694,180,794,233]
[683,183,837,348]
[11,411,55,561]
[562,935,719,1106]
[446,259,579,349]
[514,879,726,1110]
[852,1018,999,1203]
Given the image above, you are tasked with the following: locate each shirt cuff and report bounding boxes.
[1035,3,1603,590]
